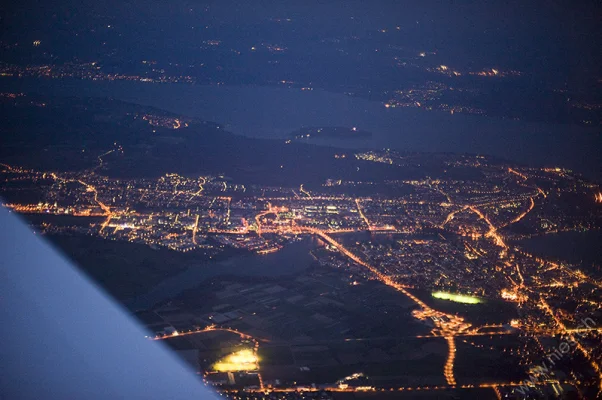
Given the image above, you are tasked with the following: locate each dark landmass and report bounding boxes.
[0,94,506,188]
[2,0,602,127]
[42,234,195,301]
[149,265,526,390]
[1,92,600,398]
[511,230,602,277]
[2,2,602,398]
[290,126,372,140]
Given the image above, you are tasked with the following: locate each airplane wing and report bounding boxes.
[0,206,216,399]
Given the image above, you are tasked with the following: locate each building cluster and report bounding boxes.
[1,152,599,259]
[2,151,601,398]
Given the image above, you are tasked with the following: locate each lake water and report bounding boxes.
[4,78,601,181]
[127,238,316,310]
[4,77,601,307]
[513,230,602,275]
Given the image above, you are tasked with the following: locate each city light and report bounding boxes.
[212,349,259,372]
[3,147,601,397]
[2,3,602,397]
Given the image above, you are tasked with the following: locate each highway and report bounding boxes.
[299,226,476,386]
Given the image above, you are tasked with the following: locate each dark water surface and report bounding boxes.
[514,230,602,269]
[4,78,601,180]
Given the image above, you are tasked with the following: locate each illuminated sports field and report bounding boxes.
[212,349,259,372]
[432,291,482,304]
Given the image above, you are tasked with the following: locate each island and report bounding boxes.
[1,93,602,399]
